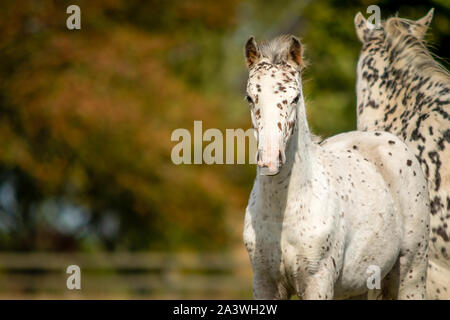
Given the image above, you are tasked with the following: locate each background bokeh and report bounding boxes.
[0,0,448,298]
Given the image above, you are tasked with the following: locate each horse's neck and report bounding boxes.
[358,56,449,126]
[258,97,317,215]
[391,59,448,102]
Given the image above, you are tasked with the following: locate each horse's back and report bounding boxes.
[321,130,429,226]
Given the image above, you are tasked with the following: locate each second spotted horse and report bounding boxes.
[354,9,450,299]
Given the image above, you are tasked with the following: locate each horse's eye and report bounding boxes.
[245,95,254,104]
[292,94,300,104]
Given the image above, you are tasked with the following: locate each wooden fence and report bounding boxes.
[0,252,253,299]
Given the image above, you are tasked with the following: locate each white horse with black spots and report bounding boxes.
[243,35,429,299]
[354,9,450,299]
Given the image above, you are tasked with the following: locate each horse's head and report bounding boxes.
[353,9,434,86]
[353,9,436,122]
[354,9,434,46]
[244,35,304,176]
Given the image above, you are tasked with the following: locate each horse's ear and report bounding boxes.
[354,12,369,43]
[245,36,260,68]
[412,8,434,39]
[287,36,303,69]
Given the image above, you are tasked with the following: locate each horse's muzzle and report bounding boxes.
[257,149,283,176]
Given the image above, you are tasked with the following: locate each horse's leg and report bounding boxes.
[252,272,287,300]
[394,191,429,300]
[381,259,400,299]
[426,259,450,299]
[397,254,428,299]
[301,267,334,300]
[393,241,428,300]
[382,241,427,300]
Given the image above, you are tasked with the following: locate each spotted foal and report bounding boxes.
[243,35,429,300]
